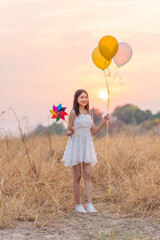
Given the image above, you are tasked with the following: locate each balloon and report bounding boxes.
[92,47,112,70]
[98,35,118,60]
[113,42,132,67]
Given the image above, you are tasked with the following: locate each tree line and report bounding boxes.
[112,104,160,125]
[28,104,160,137]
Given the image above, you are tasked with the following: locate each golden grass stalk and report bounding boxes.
[0,132,160,228]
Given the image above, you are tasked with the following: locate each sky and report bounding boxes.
[0,0,160,135]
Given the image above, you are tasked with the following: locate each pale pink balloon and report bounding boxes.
[113,42,132,67]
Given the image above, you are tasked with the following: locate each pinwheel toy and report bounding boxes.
[49,104,78,137]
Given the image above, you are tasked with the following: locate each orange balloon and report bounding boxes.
[99,35,118,60]
[92,47,112,70]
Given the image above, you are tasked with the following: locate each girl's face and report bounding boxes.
[77,92,88,107]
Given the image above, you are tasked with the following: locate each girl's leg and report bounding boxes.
[83,163,92,203]
[72,163,81,204]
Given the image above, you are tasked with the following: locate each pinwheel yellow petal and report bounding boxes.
[49,110,57,115]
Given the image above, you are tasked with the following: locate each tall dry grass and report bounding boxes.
[0,132,160,228]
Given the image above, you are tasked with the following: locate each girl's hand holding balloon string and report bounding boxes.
[103,114,109,123]
[91,114,109,136]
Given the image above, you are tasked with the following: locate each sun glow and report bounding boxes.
[98,90,108,101]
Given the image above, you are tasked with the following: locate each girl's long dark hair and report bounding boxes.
[73,89,90,116]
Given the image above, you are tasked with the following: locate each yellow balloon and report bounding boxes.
[99,35,118,60]
[92,47,112,70]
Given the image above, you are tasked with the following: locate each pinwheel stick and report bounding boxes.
[65,119,78,137]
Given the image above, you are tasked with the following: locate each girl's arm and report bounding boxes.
[66,109,76,136]
[90,111,109,136]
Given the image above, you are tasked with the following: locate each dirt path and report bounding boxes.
[0,208,159,240]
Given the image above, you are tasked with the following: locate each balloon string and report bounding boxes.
[106,68,111,77]
[116,71,123,86]
[108,66,123,94]
[104,70,112,195]
[105,68,112,90]
[65,119,78,137]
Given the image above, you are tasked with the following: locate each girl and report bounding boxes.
[61,89,109,213]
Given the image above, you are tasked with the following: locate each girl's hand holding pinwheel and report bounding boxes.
[49,104,78,137]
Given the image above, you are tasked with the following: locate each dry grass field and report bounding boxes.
[0,132,160,239]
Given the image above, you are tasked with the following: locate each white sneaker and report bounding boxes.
[87,203,98,213]
[75,204,86,213]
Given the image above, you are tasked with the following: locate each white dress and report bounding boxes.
[61,113,98,167]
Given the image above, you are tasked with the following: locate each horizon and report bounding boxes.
[1,102,159,137]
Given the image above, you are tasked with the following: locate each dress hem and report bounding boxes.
[61,160,97,167]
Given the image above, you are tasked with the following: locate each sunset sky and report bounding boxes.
[1,0,160,135]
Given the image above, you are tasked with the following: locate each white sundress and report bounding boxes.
[61,113,98,167]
